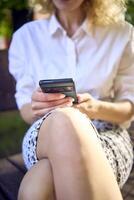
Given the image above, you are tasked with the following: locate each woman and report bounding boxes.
[9,0,134,199]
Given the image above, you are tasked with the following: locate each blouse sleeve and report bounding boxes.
[8,28,35,110]
[114,26,134,105]
[113,25,134,128]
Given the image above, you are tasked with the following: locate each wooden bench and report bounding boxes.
[0,154,26,200]
[0,49,134,200]
[0,49,23,199]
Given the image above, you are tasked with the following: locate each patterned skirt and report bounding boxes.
[22,110,133,188]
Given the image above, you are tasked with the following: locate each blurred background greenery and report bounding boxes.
[0,0,134,159]
[0,0,134,40]
[126,0,134,25]
[0,111,28,158]
[0,0,31,41]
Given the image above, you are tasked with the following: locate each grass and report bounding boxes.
[0,110,29,158]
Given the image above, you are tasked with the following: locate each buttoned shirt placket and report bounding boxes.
[65,34,77,80]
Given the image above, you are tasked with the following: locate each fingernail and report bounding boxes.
[72,98,75,102]
[60,94,66,98]
[68,97,74,102]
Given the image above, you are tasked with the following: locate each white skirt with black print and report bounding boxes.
[22,109,133,189]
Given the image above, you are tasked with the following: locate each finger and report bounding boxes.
[32,97,74,110]
[32,91,66,102]
[77,93,91,103]
[44,93,66,101]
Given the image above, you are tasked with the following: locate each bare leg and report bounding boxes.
[18,159,55,200]
[36,107,123,200]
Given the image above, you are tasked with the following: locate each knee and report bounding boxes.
[18,182,33,200]
[49,107,89,133]
[40,107,97,163]
[48,107,94,144]
[18,171,39,200]
[18,160,54,200]
[53,107,88,123]
[48,107,81,144]
[37,107,84,160]
[45,108,88,160]
[18,176,45,200]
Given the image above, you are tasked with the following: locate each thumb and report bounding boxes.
[77,93,91,103]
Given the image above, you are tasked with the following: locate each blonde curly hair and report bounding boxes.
[30,0,127,25]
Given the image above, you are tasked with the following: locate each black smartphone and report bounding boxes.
[39,78,78,103]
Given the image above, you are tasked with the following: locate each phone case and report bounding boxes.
[39,78,78,103]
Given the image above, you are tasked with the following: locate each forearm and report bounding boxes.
[95,100,134,124]
[20,103,35,125]
[75,100,134,124]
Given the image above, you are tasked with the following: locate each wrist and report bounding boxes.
[84,99,101,120]
[95,100,113,119]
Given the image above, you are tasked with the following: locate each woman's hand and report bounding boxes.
[73,93,100,119]
[31,87,74,120]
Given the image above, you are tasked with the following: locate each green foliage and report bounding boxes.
[0,0,28,10]
[0,0,28,20]
[0,11,12,37]
[0,0,28,37]
[126,0,134,25]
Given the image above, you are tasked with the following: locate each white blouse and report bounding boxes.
[9,15,134,127]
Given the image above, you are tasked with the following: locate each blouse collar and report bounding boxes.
[48,14,94,38]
